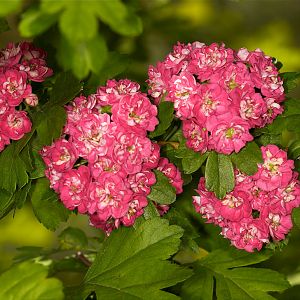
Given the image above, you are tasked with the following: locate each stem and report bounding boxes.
[158,141,180,149]
[76,251,92,267]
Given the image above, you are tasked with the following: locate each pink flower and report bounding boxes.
[89,214,119,235]
[208,116,253,154]
[40,139,78,172]
[0,132,10,151]
[64,96,93,130]
[188,42,234,81]
[88,174,132,219]
[121,195,148,226]
[237,89,267,127]
[155,203,170,216]
[24,93,39,106]
[112,129,152,174]
[182,119,208,153]
[0,43,22,68]
[157,157,183,194]
[45,168,63,192]
[193,178,225,226]
[147,62,172,102]
[58,166,90,213]
[273,176,300,214]
[167,71,199,118]
[210,62,252,93]
[164,42,192,73]
[1,109,31,140]
[128,170,156,195]
[142,142,160,170]
[19,58,53,82]
[215,191,252,222]
[222,219,269,252]
[193,83,230,119]
[89,155,126,179]
[20,41,47,60]
[253,145,294,191]
[261,97,284,126]
[0,70,31,106]
[70,113,112,160]
[263,211,293,241]
[112,92,158,133]
[94,79,140,106]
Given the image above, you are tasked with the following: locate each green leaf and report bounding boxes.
[98,52,130,82]
[0,0,22,17]
[165,208,199,253]
[40,0,65,14]
[0,261,64,300]
[292,207,300,229]
[181,266,213,300]
[231,142,263,175]
[19,144,33,172]
[205,152,235,199]
[149,102,174,138]
[147,170,176,205]
[58,34,108,79]
[0,17,9,33]
[31,178,70,231]
[95,0,142,37]
[182,152,208,174]
[182,248,289,300]
[0,143,28,193]
[143,200,160,220]
[58,227,88,250]
[50,71,83,105]
[19,7,58,37]
[29,148,46,179]
[14,181,32,209]
[171,133,208,174]
[36,105,66,146]
[84,218,192,299]
[59,3,98,43]
[280,72,300,93]
[266,98,300,134]
[0,189,14,219]
[288,140,300,160]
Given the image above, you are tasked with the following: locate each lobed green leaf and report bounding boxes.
[182,248,289,300]
[84,218,192,300]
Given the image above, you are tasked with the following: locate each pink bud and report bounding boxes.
[25,93,39,107]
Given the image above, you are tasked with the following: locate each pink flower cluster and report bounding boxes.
[0,42,53,151]
[148,42,284,154]
[193,145,300,252]
[41,79,183,233]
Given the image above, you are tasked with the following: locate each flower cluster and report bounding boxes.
[193,145,300,252]
[41,79,183,233]
[147,42,284,155]
[0,42,53,152]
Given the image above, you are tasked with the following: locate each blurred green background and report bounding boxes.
[1,0,300,298]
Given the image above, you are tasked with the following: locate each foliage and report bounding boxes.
[1,1,300,299]
[0,260,64,300]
